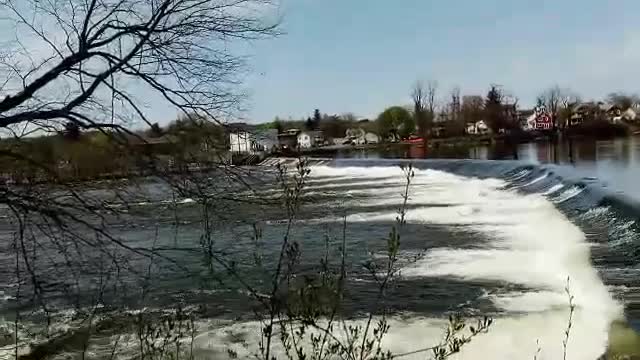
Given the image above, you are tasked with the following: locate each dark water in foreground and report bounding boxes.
[2,138,640,358]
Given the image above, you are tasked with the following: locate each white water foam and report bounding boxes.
[305,178,401,191]
[543,183,565,196]
[158,197,196,205]
[6,165,620,360]
[507,169,533,182]
[551,186,585,204]
[300,165,622,359]
[0,291,13,304]
[578,206,611,220]
[516,172,549,188]
[188,310,622,360]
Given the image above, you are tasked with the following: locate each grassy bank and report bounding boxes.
[608,320,640,359]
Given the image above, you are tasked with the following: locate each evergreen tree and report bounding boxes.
[313,109,322,129]
[149,122,163,137]
[306,117,313,130]
[484,85,505,133]
[273,119,284,133]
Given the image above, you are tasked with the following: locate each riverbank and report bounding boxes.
[293,127,634,159]
[287,136,508,159]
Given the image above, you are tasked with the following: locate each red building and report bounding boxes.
[534,106,553,130]
[536,113,552,130]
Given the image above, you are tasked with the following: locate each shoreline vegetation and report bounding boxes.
[1,124,634,185]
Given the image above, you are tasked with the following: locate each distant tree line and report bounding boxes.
[267,82,640,141]
[0,115,227,183]
[268,83,519,140]
[269,109,378,139]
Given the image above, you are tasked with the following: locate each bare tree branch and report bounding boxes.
[0,0,279,130]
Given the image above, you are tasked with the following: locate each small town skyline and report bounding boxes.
[259,85,640,128]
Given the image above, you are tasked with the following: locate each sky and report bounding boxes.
[240,0,640,123]
[3,0,640,127]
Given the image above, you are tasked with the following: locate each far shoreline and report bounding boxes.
[292,131,637,158]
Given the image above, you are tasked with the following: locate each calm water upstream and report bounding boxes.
[340,137,640,202]
[2,137,640,359]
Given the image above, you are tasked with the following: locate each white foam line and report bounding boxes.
[552,187,585,204]
[507,169,532,182]
[543,183,565,195]
[518,173,549,187]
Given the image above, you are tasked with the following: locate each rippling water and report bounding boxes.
[2,151,640,359]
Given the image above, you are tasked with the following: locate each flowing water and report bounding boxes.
[2,139,640,359]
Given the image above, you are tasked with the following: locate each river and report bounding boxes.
[339,137,640,202]
[1,138,640,359]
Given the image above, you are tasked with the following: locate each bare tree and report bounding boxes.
[561,90,582,109]
[502,91,518,128]
[606,92,640,110]
[411,79,437,137]
[436,87,463,137]
[0,0,279,133]
[461,95,483,124]
[539,86,581,130]
[341,112,358,123]
[559,89,581,130]
[0,0,280,357]
[426,80,438,121]
[0,0,281,221]
[449,86,460,122]
[539,85,564,129]
[412,80,427,137]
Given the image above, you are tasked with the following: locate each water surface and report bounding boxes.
[2,139,640,359]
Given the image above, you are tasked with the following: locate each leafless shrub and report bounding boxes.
[0,0,280,357]
[563,277,575,360]
[135,307,196,360]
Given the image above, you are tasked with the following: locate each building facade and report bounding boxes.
[297,132,314,148]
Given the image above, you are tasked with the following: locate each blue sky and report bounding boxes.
[239,0,640,123]
[5,0,637,126]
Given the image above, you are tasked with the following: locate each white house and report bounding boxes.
[345,128,365,138]
[364,132,380,144]
[521,113,537,131]
[466,120,490,135]
[345,128,365,144]
[623,108,637,122]
[228,125,278,154]
[465,122,476,135]
[229,131,253,153]
[296,131,324,148]
[343,128,380,145]
[297,132,314,149]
